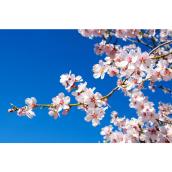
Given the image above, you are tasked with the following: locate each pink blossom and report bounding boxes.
[17,107,35,119]
[48,92,70,119]
[25,97,37,108]
[60,71,83,91]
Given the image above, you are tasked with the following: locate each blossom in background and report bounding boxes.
[94,42,116,56]
[160,29,172,42]
[115,29,141,40]
[78,29,106,39]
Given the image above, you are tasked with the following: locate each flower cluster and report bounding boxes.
[128,89,156,122]
[8,97,37,119]
[160,29,172,42]
[94,42,117,56]
[159,102,172,115]
[60,71,83,92]
[78,29,172,42]
[48,93,70,119]
[151,58,172,82]
[93,45,172,93]
[93,46,153,90]
[79,29,142,40]
[115,29,141,40]
[80,29,172,142]
[60,72,108,126]
[101,109,172,143]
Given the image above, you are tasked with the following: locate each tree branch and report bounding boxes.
[149,40,172,55]
[151,51,172,60]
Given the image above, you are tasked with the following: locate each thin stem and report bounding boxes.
[101,86,119,100]
[37,104,53,108]
[151,51,172,60]
[157,117,172,125]
[149,40,172,55]
[69,103,82,107]
[9,85,120,113]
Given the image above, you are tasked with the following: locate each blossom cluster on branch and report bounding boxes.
[8,29,172,143]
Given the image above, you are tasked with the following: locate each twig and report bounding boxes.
[149,40,172,55]
[101,86,119,100]
[151,51,172,60]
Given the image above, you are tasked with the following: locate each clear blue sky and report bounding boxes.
[0,30,171,143]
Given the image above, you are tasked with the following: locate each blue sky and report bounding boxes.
[0,30,171,143]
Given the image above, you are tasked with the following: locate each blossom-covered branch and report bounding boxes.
[8,29,172,143]
[149,39,172,55]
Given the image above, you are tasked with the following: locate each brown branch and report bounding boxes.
[157,116,172,125]
[151,51,172,60]
[8,102,83,113]
[101,86,119,100]
[149,40,172,55]
[8,85,121,113]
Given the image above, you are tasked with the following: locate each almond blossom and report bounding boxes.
[85,107,106,127]
[48,92,70,119]
[17,107,36,119]
[94,42,117,56]
[93,60,108,79]
[8,29,172,143]
[8,97,37,119]
[78,29,106,39]
[70,75,108,126]
[60,71,83,92]
[25,97,37,108]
